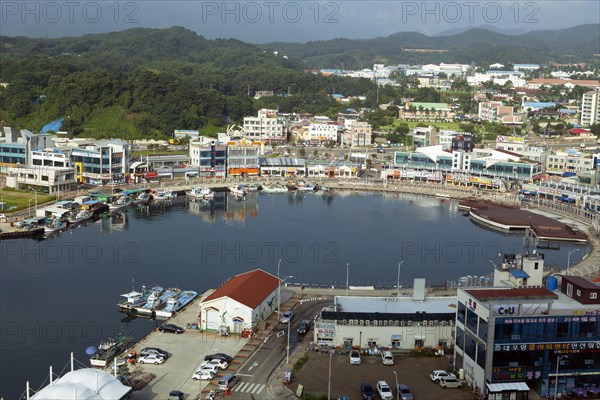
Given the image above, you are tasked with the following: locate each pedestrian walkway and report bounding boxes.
[232,382,266,394]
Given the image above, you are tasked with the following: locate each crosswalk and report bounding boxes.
[233,382,266,394]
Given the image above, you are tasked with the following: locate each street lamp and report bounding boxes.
[28,199,33,217]
[346,263,349,296]
[393,371,399,400]
[567,249,580,268]
[327,350,333,400]
[29,187,38,213]
[554,354,569,399]
[397,261,405,298]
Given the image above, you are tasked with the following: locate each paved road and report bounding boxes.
[227,299,329,399]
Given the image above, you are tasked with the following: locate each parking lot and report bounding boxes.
[293,350,474,400]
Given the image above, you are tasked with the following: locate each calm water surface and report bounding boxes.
[0,191,589,398]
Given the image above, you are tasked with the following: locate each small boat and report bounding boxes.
[43,218,67,234]
[132,192,151,205]
[296,183,316,192]
[229,186,247,196]
[155,290,198,319]
[109,195,132,211]
[67,209,93,225]
[435,193,451,199]
[117,285,162,311]
[152,189,177,201]
[261,185,289,194]
[88,334,131,367]
[187,187,215,200]
[239,183,260,192]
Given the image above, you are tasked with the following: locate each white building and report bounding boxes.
[314,279,457,351]
[306,123,339,143]
[243,109,287,143]
[5,165,75,194]
[581,88,600,127]
[198,269,280,333]
[343,121,372,147]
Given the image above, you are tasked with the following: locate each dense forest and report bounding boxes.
[0,27,380,137]
[0,25,598,138]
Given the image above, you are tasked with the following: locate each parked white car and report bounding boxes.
[202,359,229,370]
[430,370,456,382]
[199,364,219,374]
[439,376,463,389]
[279,311,293,324]
[192,369,216,381]
[138,354,165,365]
[349,350,361,365]
[376,381,393,400]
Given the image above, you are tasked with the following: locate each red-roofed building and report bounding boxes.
[199,269,280,333]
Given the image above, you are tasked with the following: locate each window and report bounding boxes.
[367,339,377,347]
[591,293,598,300]
[567,283,573,297]
[577,289,581,297]
[343,338,353,348]
[391,337,402,348]
[414,339,424,348]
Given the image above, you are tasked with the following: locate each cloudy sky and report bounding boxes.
[1,0,599,42]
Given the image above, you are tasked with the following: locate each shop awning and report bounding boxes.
[487,382,530,393]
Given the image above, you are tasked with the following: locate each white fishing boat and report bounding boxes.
[109,195,132,211]
[67,209,93,225]
[435,193,451,199]
[261,185,288,194]
[187,187,214,199]
[132,192,151,205]
[152,189,177,201]
[117,285,162,311]
[296,183,316,192]
[43,217,67,234]
[135,288,179,316]
[229,186,246,196]
[155,290,198,319]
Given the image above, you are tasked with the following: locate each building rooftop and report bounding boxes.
[560,275,600,290]
[465,287,558,302]
[510,270,530,279]
[335,295,457,314]
[203,269,279,309]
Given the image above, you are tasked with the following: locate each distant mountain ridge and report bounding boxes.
[262,24,600,68]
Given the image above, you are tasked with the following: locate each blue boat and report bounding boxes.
[155,290,198,319]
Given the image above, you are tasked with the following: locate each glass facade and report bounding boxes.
[0,143,26,164]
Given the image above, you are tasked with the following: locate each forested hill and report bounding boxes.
[0,27,375,138]
[263,24,600,69]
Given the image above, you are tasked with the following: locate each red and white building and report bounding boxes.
[198,269,280,333]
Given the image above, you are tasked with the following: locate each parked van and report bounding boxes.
[381,350,394,365]
[218,374,240,391]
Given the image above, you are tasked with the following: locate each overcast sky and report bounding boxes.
[1,1,599,42]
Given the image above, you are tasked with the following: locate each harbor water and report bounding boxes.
[0,191,589,399]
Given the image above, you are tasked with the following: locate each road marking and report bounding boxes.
[244,383,256,393]
[248,361,259,371]
[235,382,248,392]
[236,373,253,377]
[252,384,264,394]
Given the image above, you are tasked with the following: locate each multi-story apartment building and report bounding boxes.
[545,151,596,175]
[343,121,372,147]
[189,141,227,178]
[455,253,600,399]
[306,123,339,143]
[581,88,600,127]
[412,126,438,147]
[70,140,130,184]
[243,109,287,143]
[479,102,520,124]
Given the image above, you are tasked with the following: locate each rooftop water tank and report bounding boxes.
[547,275,558,291]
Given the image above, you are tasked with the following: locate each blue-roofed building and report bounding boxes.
[522,102,556,111]
[40,118,64,133]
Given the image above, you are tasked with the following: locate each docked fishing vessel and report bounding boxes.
[152,189,177,201]
[187,187,214,199]
[43,218,67,235]
[117,285,163,311]
[88,334,131,367]
[135,287,179,316]
[296,182,316,192]
[67,209,93,225]
[229,186,247,196]
[261,185,288,194]
[132,192,151,205]
[108,195,132,211]
[155,290,198,319]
